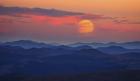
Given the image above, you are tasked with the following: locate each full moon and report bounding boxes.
[79,19,95,34]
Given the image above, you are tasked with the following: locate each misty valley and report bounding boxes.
[0,40,140,81]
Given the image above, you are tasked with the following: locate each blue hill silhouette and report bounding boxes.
[0,40,140,81]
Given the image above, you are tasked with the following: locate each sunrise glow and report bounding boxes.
[0,0,139,42]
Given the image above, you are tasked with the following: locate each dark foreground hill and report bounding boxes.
[0,70,140,81]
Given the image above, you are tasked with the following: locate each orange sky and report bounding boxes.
[0,0,140,43]
[1,0,140,17]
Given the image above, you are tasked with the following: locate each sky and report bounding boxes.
[0,0,140,43]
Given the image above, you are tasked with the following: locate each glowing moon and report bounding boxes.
[79,20,95,33]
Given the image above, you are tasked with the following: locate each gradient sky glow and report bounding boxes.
[0,0,140,43]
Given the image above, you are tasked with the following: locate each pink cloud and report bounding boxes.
[96,20,140,32]
[29,14,81,26]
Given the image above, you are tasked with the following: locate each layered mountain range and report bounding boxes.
[0,40,140,81]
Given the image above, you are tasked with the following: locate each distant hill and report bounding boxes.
[3,40,54,49]
[2,40,140,49]
[74,45,93,50]
[70,41,140,49]
[97,46,140,54]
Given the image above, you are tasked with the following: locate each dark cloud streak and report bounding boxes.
[0,6,83,17]
[0,6,139,25]
[113,19,140,24]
